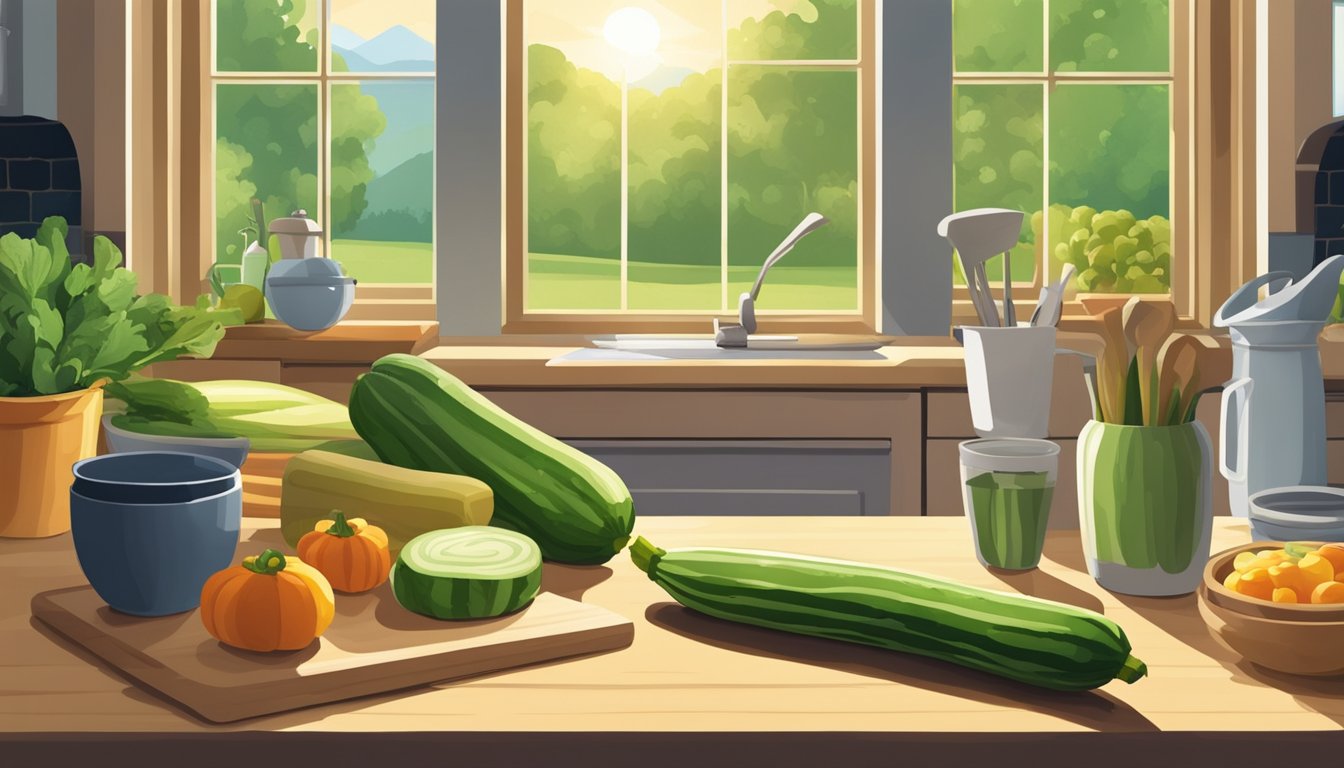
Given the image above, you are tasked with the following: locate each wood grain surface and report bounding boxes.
[4,517,1343,760]
[31,585,633,724]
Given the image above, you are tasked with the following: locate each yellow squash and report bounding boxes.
[280,450,493,558]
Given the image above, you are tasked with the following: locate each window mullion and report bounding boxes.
[721,0,729,313]
[320,0,331,263]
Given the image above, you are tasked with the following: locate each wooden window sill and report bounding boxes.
[201,320,440,364]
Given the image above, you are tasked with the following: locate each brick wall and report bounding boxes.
[0,116,82,255]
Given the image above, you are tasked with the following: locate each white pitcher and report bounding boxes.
[1216,255,1344,516]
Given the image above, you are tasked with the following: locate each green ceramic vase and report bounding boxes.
[1076,419,1213,596]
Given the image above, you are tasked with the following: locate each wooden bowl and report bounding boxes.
[1198,542,1344,676]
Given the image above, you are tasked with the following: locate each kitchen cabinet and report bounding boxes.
[483,390,922,516]
[566,439,891,516]
[6,516,1342,764]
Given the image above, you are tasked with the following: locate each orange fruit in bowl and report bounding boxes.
[1235,568,1274,600]
[1311,581,1344,604]
[1299,553,1335,587]
[1268,562,1309,599]
[1272,587,1299,603]
[1315,544,1344,577]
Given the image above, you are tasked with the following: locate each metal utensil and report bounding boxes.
[715,212,830,347]
[1001,249,1016,327]
[1039,263,1076,327]
[938,208,1024,327]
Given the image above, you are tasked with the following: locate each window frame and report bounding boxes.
[502,0,879,335]
[949,0,1190,318]
[199,0,437,321]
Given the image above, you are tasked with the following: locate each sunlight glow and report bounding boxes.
[603,7,662,56]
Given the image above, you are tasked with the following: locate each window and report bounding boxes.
[1335,1,1344,117]
[510,0,875,331]
[952,0,1177,299]
[209,0,435,315]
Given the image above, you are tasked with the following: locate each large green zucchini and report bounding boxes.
[630,537,1147,691]
[348,354,634,565]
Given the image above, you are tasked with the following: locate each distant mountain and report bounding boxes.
[333,46,434,73]
[633,66,695,95]
[362,151,433,216]
[352,25,434,66]
[329,24,365,52]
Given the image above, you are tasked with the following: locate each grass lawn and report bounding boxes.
[331,239,433,284]
[526,252,858,311]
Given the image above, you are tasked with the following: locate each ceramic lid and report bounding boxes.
[268,209,323,236]
[1214,254,1344,326]
[1248,486,1344,527]
[266,257,354,285]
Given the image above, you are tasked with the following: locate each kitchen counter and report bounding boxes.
[5,516,1343,764]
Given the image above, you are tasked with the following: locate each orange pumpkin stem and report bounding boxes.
[242,548,287,575]
[325,510,356,538]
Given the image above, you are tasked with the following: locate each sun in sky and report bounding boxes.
[603,7,662,56]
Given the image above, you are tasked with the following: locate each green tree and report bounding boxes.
[952,0,1171,289]
[728,0,857,60]
[527,44,621,260]
[527,0,860,308]
[214,0,385,264]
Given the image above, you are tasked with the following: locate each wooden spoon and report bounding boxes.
[1156,334,1200,425]
[1177,335,1226,422]
[1096,306,1129,424]
[1124,299,1177,425]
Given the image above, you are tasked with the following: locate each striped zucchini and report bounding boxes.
[392,527,542,620]
[349,354,634,565]
[630,537,1147,691]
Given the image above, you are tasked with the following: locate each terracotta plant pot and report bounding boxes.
[0,386,105,538]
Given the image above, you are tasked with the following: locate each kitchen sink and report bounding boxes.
[547,335,891,364]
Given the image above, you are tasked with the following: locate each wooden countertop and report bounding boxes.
[172,322,1344,392]
[5,516,1343,763]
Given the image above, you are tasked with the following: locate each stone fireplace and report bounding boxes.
[0,115,81,256]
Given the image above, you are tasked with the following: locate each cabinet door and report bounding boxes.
[565,439,890,516]
[483,390,923,515]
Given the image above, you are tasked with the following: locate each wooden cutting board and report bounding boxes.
[32,584,634,724]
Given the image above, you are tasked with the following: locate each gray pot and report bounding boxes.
[265,258,356,332]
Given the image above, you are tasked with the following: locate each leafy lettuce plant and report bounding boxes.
[0,217,241,397]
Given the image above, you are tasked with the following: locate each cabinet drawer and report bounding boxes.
[565,439,891,516]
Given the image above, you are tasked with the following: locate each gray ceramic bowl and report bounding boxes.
[102,415,250,469]
[266,258,356,332]
[1247,486,1344,542]
[70,452,242,616]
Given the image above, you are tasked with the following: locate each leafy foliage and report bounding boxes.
[952,1,1171,290]
[214,0,386,264]
[0,218,240,397]
[1040,204,1171,293]
[527,0,860,310]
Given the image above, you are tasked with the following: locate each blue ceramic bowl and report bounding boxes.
[265,281,356,332]
[70,453,242,616]
[102,415,250,469]
[1247,486,1344,542]
[72,451,239,504]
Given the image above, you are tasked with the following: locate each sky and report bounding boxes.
[330,0,435,43]
[526,0,814,82]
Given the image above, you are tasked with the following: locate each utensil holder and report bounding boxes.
[961,325,1058,439]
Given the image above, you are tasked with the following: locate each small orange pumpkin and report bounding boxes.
[200,549,335,652]
[297,510,391,593]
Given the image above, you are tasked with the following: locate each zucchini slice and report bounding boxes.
[391,527,542,620]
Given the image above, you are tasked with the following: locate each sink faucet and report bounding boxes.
[714,212,830,347]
